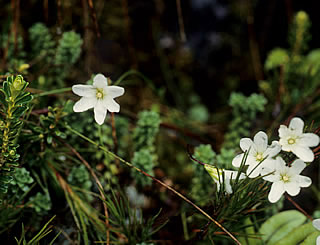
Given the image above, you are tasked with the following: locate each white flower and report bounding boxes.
[204,164,245,194]
[232,131,281,178]
[279,117,319,162]
[72,74,125,125]
[261,157,312,203]
[312,219,320,245]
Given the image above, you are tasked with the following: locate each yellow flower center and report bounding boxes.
[96,89,104,99]
[288,138,296,145]
[280,174,290,183]
[256,153,263,161]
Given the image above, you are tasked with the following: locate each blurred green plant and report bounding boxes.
[131,110,161,187]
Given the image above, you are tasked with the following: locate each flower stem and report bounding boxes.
[33,87,72,97]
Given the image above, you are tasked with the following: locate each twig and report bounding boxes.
[87,0,100,37]
[285,194,312,221]
[176,0,186,42]
[65,125,241,244]
[63,141,110,244]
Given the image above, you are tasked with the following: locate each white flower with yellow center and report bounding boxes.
[204,164,245,194]
[72,74,125,125]
[279,117,319,162]
[261,157,312,203]
[232,131,281,178]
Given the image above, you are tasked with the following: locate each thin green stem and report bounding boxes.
[34,87,72,97]
[64,124,241,244]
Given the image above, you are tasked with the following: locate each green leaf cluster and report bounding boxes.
[240,210,320,245]
[131,110,161,188]
[0,75,33,194]
[221,92,267,168]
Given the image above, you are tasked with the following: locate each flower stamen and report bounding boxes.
[287,138,296,145]
[96,89,104,99]
[255,153,263,161]
[280,173,290,183]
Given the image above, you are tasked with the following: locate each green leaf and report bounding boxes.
[12,106,28,118]
[259,210,306,243]
[274,222,316,245]
[3,81,11,98]
[0,89,8,107]
[15,93,33,105]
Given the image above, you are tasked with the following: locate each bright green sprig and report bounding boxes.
[0,75,33,194]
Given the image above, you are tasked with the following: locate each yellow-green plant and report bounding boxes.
[0,75,33,194]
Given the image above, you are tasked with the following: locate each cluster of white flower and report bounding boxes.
[232,117,319,203]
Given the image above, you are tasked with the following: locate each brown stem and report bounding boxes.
[285,194,312,221]
[87,0,101,37]
[176,0,186,42]
[121,0,138,69]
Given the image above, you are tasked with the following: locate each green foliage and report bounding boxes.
[103,190,167,244]
[265,48,289,71]
[289,11,311,57]
[221,92,267,168]
[131,149,154,187]
[240,210,320,245]
[54,31,83,66]
[133,110,161,151]
[68,165,92,201]
[190,144,216,205]
[131,111,161,187]
[29,23,55,63]
[0,33,26,70]
[9,168,34,193]
[15,216,61,245]
[0,75,33,194]
[29,193,51,214]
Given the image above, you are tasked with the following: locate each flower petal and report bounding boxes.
[72,84,95,97]
[268,181,285,203]
[317,236,320,245]
[232,154,244,167]
[105,98,120,112]
[298,175,312,187]
[264,141,281,158]
[246,162,263,178]
[289,117,304,133]
[291,145,315,162]
[93,74,108,88]
[240,138,253,152]
[94,100,107,125]
[290,159,306,175]
[313,219,320,230]
[254,131,268,152]
[224,178,233,194]
[284,182,300,196]
[300,133,320,147]
[279,125,289,138]
[275,157,287,171]
[107,86,125,98]
[73,97,96,112]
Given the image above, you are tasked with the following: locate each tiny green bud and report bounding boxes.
[296,11,308,23]
[9,150,15,156]
[13,75,26,91]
